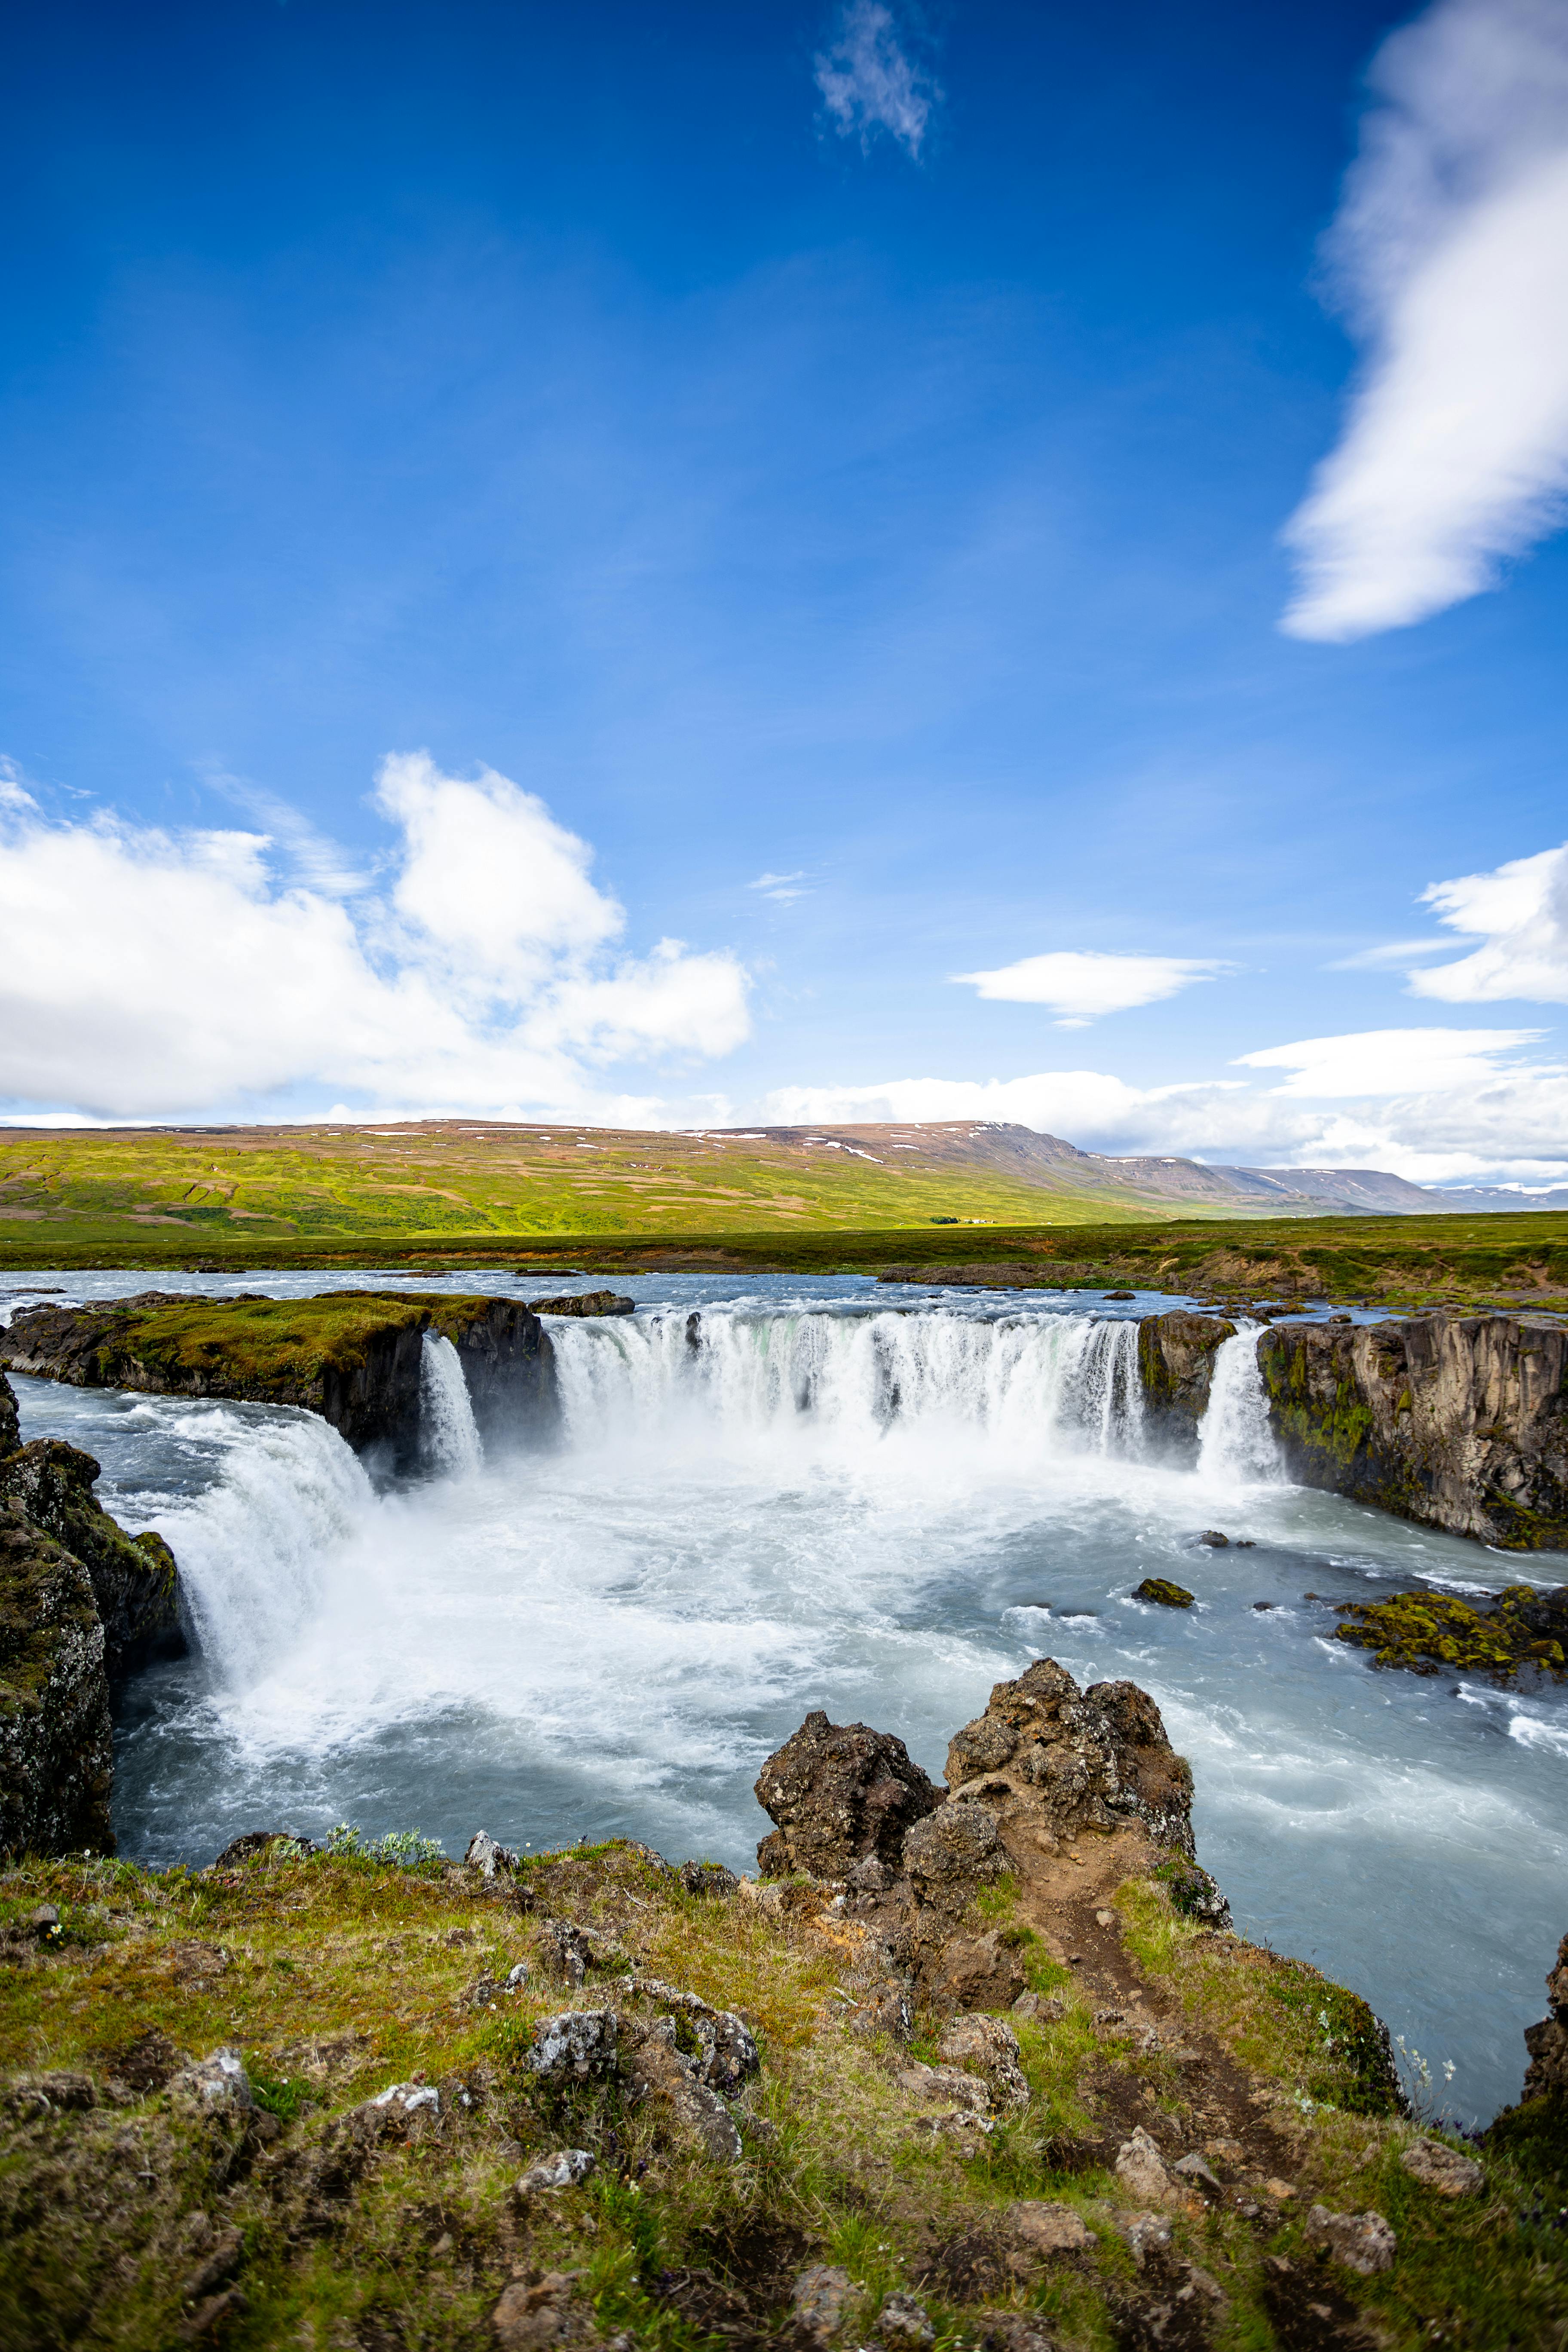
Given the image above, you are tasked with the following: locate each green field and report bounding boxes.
[2,1122,1566,1310]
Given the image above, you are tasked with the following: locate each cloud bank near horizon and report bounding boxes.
[0,753,750,1122]
[1282,0,1568,642]
[761,1023,1568,1187]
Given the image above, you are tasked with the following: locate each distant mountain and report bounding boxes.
[733,1122,1557,1216]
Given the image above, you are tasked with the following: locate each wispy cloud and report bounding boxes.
[952,949,1226,1026]
[1281,0,1568,642]
[747,870,811,905]
[1326,936,1465,970]
[1408,837,1568,1001]
[815,2,940,161]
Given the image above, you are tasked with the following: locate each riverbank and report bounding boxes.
[5,1211,1568,1317]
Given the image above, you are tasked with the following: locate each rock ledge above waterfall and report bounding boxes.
[0,1288,556,1467]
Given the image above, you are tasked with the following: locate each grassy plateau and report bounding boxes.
[1,1121,1567,1313]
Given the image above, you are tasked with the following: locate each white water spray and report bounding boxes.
[1196,1326,1280,1485]
[419,1332,483,1476]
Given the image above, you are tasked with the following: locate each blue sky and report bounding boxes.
[3,0,1568,1182]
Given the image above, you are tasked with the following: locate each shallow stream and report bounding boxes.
[6,1267,1565,2126]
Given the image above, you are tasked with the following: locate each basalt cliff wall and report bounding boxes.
[0,1373,184,1859]
[0,1290,557,1471]
[1256,1313,1568,1548]
[1137,1311,1236,1438]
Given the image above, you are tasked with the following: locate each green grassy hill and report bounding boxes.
[0,1118,1249,1260]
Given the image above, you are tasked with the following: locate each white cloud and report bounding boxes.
[1281,0,1568,641]
[1326,936,1459,970]
[763,1024,1568,1184]
[1234,1023,1541,1094]
[952,949,1225,1026]
[815,2,940,160]
[1409,838,1568,1000]
[0,755,750,1120]
[747,870,810,904]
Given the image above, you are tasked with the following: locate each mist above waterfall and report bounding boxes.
[9,1268,1567,2125]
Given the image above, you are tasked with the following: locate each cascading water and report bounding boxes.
[419,1332,484,1477]
[1195,1325,1280,1485]
[548,1306,1146,1463]
[134,1402,376,1693]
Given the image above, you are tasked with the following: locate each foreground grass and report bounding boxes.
[0,1839,1562,2349]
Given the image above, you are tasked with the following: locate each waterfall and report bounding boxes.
[136,1403,378,1693]
[548,1307,1146,1462]
[1196,1326,1280,1485]
[419,1332,484,1477]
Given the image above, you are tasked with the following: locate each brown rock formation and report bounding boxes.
[753,1659,1221,2019]
[753,1709,942,1879]
[943,1657,1201,1862]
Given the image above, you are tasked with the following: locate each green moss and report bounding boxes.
[1132,1577,1193,1608]
[1333,1587,1567,1680]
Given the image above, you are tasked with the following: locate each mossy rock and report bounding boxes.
[1133,1577,1194,1608]
[1333,1584,1567,1681]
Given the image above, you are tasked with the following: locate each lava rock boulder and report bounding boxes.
[754,1708,943,1879]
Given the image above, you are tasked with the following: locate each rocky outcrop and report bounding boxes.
[1258,1313,1568,1547]
[1137,1311,1235,1440]
[0,1373,19,1457]
[1522,1929,1568,2100]
[752,1660,1223,2017]
[0,1389,188,1856]
[0,1491,114,1858]
[753,1709,943,1879]
[0,1441,180,1673]
[943,1657,1201,1862]
[0,1290,557,1471]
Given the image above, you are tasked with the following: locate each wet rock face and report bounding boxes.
[1522,1929,1568,2100]
[0,1374,19,1458]
[0,1495,114,1859]
[1137,1312,1236,1443]
[1258,1314,1568,1549]
[943,1657,1197,1861]
[753,1708,943,1878]
[449,1299,558,1453]
[0,1441,180,1674]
